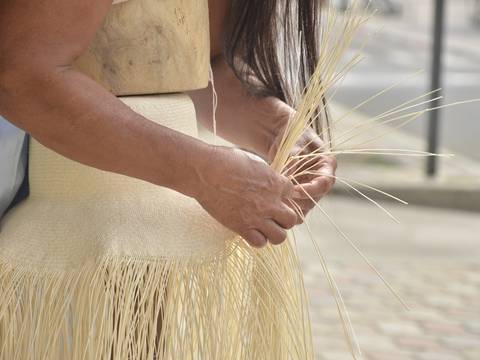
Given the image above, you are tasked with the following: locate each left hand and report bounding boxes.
[267,115,337,224]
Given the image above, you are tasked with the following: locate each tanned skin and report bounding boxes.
[0,0,336,248]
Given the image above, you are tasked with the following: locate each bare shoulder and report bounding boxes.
[0,0,113,70]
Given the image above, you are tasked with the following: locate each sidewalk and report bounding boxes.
[295,196,480,360]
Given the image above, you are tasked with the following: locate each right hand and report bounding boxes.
[192,145,298,248]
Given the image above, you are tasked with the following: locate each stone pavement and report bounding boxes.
[295,196,480,360]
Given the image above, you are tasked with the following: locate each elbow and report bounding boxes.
[0,57,56,110]
[0,60,37,97]
[0,58,64,131]
[0,59,28,103]
[0,60,35,128]
[0,59,14,101]
[0,63,20,114]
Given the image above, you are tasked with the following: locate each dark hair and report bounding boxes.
[223,0,328,136]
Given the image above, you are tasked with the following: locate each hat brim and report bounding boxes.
[0,189,236,271]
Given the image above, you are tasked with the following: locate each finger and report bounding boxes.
[291,155,336,185]
[280,175,294,198]
[241,228,267,248]
[260,219,288,245]
[283,152,302,177]
[294,161,322,184]
[316,158,337,180]
[310,136,325,151]
[282,198,304,225]
[272,203,297,230]
[293,178,331,200]
[314,173,336,195]
[293,208,305,225]
[287,199,314,225]
[294,199,315,220]
[291,154,322,178]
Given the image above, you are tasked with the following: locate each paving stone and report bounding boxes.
[463,350,480,360]
[404,310,444,321]
[320,350,356,360]
[366,350,416,360]
[314,336,349,351]
[442,336,480,351]
[416,353,464,360]
[446,283,479,297]
[420,320,468,336]
[395,336,442,352]
[356,334,397,351]
[379,321,423,336]
[464,321,480,335]
[424,295,465,309]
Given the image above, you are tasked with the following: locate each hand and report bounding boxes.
[193,145,298,248]
[267,117,337,224]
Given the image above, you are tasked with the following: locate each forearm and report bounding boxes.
[0,66,209,198]
[188,56,291,162]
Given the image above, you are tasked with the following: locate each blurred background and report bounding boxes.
[298,1,480,359]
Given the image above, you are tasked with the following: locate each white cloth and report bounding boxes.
[0,116,27,219]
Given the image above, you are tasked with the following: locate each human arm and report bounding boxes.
[0,0,206,196]
[0,0,297,247]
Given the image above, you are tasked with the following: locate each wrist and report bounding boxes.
[143,125,214,200]
[172,142,217,201]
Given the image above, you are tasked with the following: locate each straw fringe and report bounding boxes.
[0,236,313,360]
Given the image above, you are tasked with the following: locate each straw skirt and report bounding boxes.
[0,94,313,359]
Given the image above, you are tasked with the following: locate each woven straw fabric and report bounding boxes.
[0,94,235,270]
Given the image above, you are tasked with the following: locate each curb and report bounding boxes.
[332,182,480,213]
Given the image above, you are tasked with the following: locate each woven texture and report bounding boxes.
[0,94,235,269]
[0,94,313,359]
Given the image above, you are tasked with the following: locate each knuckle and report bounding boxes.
[285,212,297,229]
[270,229,287,245]
[244,229,266,248]
[319,178,330,192]
[267,171,280,186]
[273,205,296,230]
[283,221,294,230]
[322,177,335,193]
[280,177,294,196]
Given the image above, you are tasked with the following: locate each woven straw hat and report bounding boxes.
[0,94,236,271]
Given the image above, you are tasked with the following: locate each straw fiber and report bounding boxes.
[0,94,313,359]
